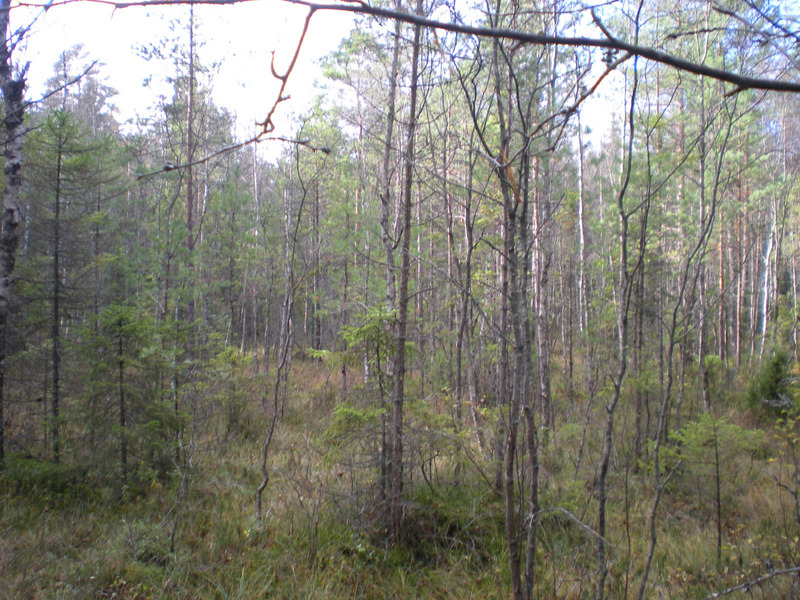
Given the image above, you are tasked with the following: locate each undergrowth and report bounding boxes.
[2,359,800,599]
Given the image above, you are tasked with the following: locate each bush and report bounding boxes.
[0,453,97,502]
[664,414,767,519]
[747,349,797,414]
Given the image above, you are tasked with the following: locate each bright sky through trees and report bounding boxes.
[13,0,627,152]
[16,0,355,142]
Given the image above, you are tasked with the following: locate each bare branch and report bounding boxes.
[257,6,315,134]
[19,0,800,94]
[541,51,632,151]
[702,566,800,599]
[23,59,99,110]
[136,134,328,180]
[591,9,617,42]
[712,1,800,72]
[741,0,800,47]
[29,0,798,184]
[275,0,800,93]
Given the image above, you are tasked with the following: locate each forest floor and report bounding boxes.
[1,358,799,599]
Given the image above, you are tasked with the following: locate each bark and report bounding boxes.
[576,111,588,334]
[380,15,401,317]
[637,73,733,600]
[496,210,509,492]
[285,0,800,93]
[461,147,486,453]
[185,4,197,328]
[698,77,710,412]
[51,136,63,464]
[490,28,533,600]
[255,272,292,520]
[118,319,128,484]
[257,149,308,520]
[521,150,537,600]
[632,254,645,461]
[0,0,25,469]
[735,214,742,366]
[503,196,524,600]
[379,8,401,504]
[596,43,641,600]
[757,205,775,357]
[312,180,321,353]
[389,0,422,538]
[718,224,726,360]
[532,154,552,433]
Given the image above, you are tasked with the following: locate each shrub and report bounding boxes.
[0,453,97,502]
[747,349,797,414]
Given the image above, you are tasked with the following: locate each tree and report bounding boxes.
[5,0,800,596]
[386,0,423,539]
[0,0,26,469]
[22,108,118,463]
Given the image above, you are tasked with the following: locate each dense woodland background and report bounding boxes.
[2,0,800,598]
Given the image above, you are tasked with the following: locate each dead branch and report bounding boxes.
[17,0,800,93]
[23,59,98,111]
[282,0,800,93]
[136,135,328,180]
[133,4,318,178]
[703,566,800,599]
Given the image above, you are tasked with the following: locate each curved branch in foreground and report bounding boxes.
[278,0,800,93]
[18,0,800,93]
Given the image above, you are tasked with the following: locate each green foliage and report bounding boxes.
[772,411,800,534]
[664,413,768,519]
[340,304,397,372]
[77,304,185,479]
[326,401,385,439]
[405,398,463,472]
[0,453,97,502]
[203,345,261,441]
[322,401,385,467]
[747,349,797,414]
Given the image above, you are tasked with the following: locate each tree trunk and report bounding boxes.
[379,10,401,504]
[390,0,422,537]
[51,137,63,464]
[185,4,196,329]
[118,319,128,484]
[532,154,552,434]
[596,47,641,600]
[0,0,25,469]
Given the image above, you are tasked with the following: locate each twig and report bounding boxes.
[17,0,800,92]
[132,3,323,180]
[258,6,315,135]
[703,566,800,599]
[136,136,328,180]
[23,60,99,111]
[530,506,612,547]
[591,9,617,42]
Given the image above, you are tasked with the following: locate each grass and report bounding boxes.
[3,358,800,599]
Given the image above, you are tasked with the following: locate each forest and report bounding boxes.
[1,0,800,598]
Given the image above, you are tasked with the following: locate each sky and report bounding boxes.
[11,0,623,155]
[14,0,355,142]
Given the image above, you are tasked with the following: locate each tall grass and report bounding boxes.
[2,357,799,599]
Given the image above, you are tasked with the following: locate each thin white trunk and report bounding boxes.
[758,208,776,344]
